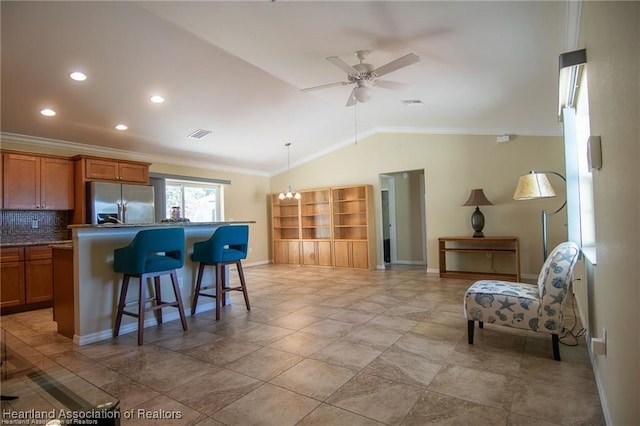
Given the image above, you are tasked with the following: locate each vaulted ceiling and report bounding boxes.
[1,1,569,175]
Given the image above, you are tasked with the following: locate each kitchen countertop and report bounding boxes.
[68,220,254,229]
[1,238,72,248]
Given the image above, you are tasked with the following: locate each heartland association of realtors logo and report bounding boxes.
[1,408,183,424]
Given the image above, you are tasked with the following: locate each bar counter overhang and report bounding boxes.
[68,221,254,346]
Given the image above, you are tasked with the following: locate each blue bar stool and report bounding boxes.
[113,228,188,345]
[191,225,251,320]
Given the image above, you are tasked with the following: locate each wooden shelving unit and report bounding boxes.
[300,189,332,266]
[331,185,375,270]
[271,194,300,264]
[271,185,374,269]
[438,236,520,282]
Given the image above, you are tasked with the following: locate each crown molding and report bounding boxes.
[0,132,270,177]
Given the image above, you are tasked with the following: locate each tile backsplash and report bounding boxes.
[0,210,72,243]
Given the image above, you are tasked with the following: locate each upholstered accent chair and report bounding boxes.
[464,241,580,361]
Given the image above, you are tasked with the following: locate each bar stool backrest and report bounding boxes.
[192,225,249,263]
[114,227,185,275]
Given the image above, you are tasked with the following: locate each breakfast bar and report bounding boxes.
[65,221,253,346]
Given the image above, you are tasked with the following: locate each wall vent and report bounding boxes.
[187,129,212,140]
[400,99,424,106]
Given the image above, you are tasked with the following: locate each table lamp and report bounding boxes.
[463,189,493,238]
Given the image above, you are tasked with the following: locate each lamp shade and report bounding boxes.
[462,189,493,207]
[513,172,556,200]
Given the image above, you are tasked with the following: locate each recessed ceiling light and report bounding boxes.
[149,95,165,104]
[115,124,128,131]
[40,108,56,117]
[69,71,87,81]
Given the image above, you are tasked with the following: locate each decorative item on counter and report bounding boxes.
[171,206,181,219]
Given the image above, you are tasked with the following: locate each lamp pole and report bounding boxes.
[540,171,567,260]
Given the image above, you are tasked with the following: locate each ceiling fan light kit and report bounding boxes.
[302,50,421,106]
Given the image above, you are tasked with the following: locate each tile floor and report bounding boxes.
[1,264,605,425]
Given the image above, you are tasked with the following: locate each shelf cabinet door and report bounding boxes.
[3,153,40,209]
[25,258,53,303]
[274,240,300,265]
[25,246,53,303]
[84,158,149,183]
[3,153,73,210]
[302,241,332,266]
[118,162,149,183]
[1,261,26,308]
[41,157,74,209]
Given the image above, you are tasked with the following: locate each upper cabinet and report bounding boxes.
[72,155,151,224]
[2,153,74,210]
[82,157,149,183]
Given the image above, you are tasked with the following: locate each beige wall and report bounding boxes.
[271,133,566,274]
[578,1,639,423]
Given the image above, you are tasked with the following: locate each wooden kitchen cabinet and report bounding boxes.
[2,153,74,210]
[72,155,151,223]
[1,247,26,308]
[25,246,53,303]
[0,246,53,312]
[82,157,149,183]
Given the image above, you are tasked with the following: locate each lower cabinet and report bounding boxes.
[302,241,332,266]
[1,248,25,308]
[273,241,300,265]
[333,241,370,269]
[0,245,53,312]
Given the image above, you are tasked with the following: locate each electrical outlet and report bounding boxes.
[591,328,607,356]
[31,219,39,229]
[178,277,184,289]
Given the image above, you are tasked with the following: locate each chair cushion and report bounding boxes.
[221,248,246,262]
[145,254,183,274]
[464,280,541,332]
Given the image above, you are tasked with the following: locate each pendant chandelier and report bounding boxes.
[278,142,301,200]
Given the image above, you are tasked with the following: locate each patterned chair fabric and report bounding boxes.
[464,241,580,360]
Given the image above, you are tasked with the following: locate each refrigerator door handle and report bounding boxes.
[118,202,128,224]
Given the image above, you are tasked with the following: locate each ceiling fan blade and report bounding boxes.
[301,81,350,92]
[372,53,420,77]
[327,56,360,76]
[374,80,409,90]
[345,88,357,107]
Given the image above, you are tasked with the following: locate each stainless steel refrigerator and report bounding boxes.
[88,181,155,224]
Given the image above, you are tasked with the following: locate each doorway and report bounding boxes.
[379,170,426,268]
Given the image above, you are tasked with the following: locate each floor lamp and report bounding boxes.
[513,171,566,260]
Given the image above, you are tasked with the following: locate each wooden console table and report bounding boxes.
[438,236,520,282]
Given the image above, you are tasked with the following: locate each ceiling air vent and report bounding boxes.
[400,99,425,106]
[187,129,212,140]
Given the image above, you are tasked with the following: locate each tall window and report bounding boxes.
[564,70,595,248]
[165,179,223,222]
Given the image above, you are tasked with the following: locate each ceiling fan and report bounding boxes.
[301,50,420,106]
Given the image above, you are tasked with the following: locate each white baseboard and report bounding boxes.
[74,301,217,346]
[584,328,612,425]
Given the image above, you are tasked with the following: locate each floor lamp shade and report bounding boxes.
[513,171,566,260]
[513,172,556,200]
[463,189,493,238]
